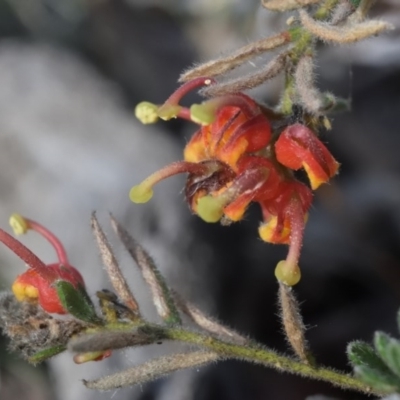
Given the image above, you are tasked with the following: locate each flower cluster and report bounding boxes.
[0,214,111,362]
[131,78,339,286]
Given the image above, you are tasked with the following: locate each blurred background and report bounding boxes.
[0,1,399,399]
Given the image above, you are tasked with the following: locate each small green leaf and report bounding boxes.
[375,332,400,377]
[348,340,379,366]
[354,365,400,393]
[348,341,400,392]
[28,345,66,364]
[55,281,100,324]
[375,332,391,357]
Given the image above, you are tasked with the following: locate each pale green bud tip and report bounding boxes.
[9,213,29,235]
[275,260,301,286]
[196,196,224,223]
[129,185,153,204]
[134,102,159,124]
[190,103,216,126]
[157,105,182,121]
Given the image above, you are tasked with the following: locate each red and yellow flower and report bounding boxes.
[131,78,339,286]
[0,214,111,363]
[4,214,84,314]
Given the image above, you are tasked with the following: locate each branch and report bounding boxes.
[84,351,219,390]
[74,321,380,396]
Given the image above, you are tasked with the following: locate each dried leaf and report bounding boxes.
[84,351,219,390]
[278,283,313,364]
[110,214,181,325]
[179,33,289,82]
[173,291,248,344]
[294,54,323,114]
[299,9,394,43]
[91,213,140,317]
[201,52,287,97]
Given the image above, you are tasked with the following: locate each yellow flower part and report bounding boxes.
[259,216,291,244]
[196,195,225,223]
[302,162,327,190]
[134,102,160,125]
[12,280,39,303]
[9,213,29,235]
[275,260,301,286]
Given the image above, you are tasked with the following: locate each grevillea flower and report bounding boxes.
[131,78,339,286]
[0,214,111,362]
[0,214,84,314]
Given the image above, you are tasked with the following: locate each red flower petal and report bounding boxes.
[275,123,339,189]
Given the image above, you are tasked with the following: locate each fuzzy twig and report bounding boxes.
[84,351,219,390]
[76,321,379,396]
[165,325,377,395]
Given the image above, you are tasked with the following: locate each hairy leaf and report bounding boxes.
[55,281,100,324]
[29,345,66,364]
[348,341,400,392]
[374,332,400,378]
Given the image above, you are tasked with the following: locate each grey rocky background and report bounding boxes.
[0,1,399,400]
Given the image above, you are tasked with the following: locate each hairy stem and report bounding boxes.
[165,326,378,396]
[92,321,380,396]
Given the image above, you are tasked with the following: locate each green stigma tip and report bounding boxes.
[196,196,224,223]
[275,261,301,286]
[134,102,159,125]
[190,103,216,126]
[129,185,153,204]
[9,213,29,235]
